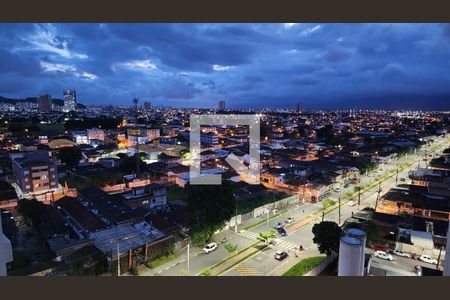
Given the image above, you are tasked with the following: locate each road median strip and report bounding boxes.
[286,159,416,232]
[199,242,259,276]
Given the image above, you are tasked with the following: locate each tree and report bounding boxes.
[59,146,82,168]
[312,221,342,256]
[186,181,235,246]
[17,199,45,226]
[317,124,334,143]
[117,155,148,173]
[224,243,238,254]
[257,230,275,246]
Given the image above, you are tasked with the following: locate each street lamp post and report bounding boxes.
[187,242,190,275]
[375,183,382,211]
[234,195,238,233]
[338,196,341,225]
[357,187,361,206]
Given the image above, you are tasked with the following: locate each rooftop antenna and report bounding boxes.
[132,97,140,178]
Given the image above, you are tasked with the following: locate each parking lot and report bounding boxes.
[367,249,444,276]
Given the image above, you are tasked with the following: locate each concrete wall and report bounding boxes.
[304,254,338,276]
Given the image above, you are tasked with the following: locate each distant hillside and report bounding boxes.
[326,93,450,110]
[0,96,85,109]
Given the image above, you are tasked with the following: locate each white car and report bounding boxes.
[285,217,295,224]
[393,249,411,258]
[334,188,341,192]
[347,201,356,207]
[374,250,393,261]
[419,254,438,265]
[203,242,218,254]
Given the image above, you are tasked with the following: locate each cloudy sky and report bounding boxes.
[1,23,450,109]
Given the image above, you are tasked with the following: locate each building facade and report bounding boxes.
[11,151,59,199]
[63,89,77,112]
[38,94,52,113]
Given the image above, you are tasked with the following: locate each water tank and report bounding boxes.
[444,222,450,276]
[338,235,363,276]
[346,228,366,276]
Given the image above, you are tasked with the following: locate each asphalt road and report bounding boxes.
[144,136,448,276]
[222,136,449,276]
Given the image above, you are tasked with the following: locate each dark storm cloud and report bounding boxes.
[1,23,450,108]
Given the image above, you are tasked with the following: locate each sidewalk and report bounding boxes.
[266,249,321,276]
[138,244,203,276]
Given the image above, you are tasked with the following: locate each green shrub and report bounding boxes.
[283,256,326,276]
[129,266,139,276]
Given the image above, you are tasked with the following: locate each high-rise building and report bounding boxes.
[219,100,225,111]
[63,89,77,112]
[38,94,52,113]
[296,102,302,113]
[143,101,151,110]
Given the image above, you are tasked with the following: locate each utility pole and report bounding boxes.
[187,242,190,275]
[357,187,361,206]
[235,196,238,233]
[375,182,382,211]
[117,241,120,276]
[322,211,325,222]
[395,169,399,186]
[436,244,443,270]
[338,196,341,225]
[133,97,140,178]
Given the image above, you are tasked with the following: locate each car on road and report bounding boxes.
[285,217,295,223]
[274,250,288,261]
[400,178,406,182]
[347,201,356,207]
[418,255,438,265]
[277,227,287,237]
[203,242,218,254]
[334,188,340,192]
[344,183,350,188]
[393,249,411,258]
[274,222,284,229]
[374,250,393,261]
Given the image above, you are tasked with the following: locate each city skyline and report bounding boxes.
[1,23,450,109]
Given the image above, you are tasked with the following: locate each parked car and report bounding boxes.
[374,250,394,261]
[400,178,406,182]
[203,242,218,254]
[277,227,287,237]
[347,201,356,207]
[274,250,288,261]
[393,249,411,258]
[274,222,284,229]
[334,188,341,192]
[418,254,438,265]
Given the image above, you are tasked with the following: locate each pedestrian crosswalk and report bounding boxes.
[234,264,264,276]
[239,229,259,240]
[273,239,298,251]
[239,230,299,251]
